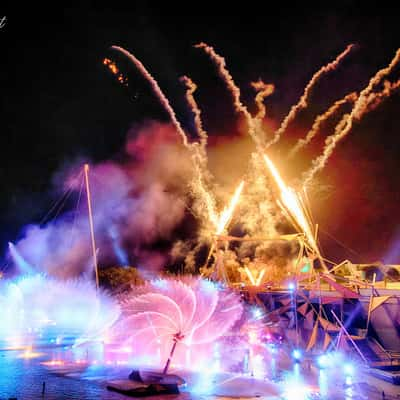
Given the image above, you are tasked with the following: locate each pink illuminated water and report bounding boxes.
[109,277,245,370]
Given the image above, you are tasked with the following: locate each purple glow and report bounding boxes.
[109,277,244,370]
[0,274,120,344]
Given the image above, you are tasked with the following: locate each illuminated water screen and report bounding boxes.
[0,273,119,348]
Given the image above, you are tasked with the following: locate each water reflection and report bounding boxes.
[0,346,395,400]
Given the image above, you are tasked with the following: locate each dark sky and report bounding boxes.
[1,4,400,265]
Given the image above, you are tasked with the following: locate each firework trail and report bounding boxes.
[111,46,220,232]
[179,75,218,233]
[195,42,249,117]
[303,48,400,186]
[251,80,275,120]
[180,76,208,151]
[180,75,216,228]
[265,44,355,149]
[195,43,284,249]
[363,79,400,114]
[289,92,358,158]
[180,79,219,235]
[111,46,189,148]
[351,49,400,120]
[190,162,218,228]
[195,42,263,147]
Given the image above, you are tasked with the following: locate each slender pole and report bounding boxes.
[312,223,329,273]
[366,272,376,334]
[293,285,299,347]
[331,310,368,364]
[204,242,215,267]
[84,164,99,290]
[163,337,179,375]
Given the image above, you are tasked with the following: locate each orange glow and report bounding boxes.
[41,360,65,366]
[18,347,43,359]
[216,181,244,235]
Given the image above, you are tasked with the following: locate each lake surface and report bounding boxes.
[1,347,399,400]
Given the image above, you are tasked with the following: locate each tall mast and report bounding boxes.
[84,164,99,290]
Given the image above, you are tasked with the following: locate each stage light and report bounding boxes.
[317,354,331,368]
[292,349,302,361]
[343,363,354,376]
[252,307,263,319]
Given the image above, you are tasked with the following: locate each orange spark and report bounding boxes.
[266,44,355,148]
[103,58,128,86]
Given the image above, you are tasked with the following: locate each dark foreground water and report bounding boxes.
[1,347,399,400]
[0,349,129,400]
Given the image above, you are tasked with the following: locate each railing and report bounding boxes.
[369,337,400,365]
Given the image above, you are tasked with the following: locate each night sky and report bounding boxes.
[1,5,400,268]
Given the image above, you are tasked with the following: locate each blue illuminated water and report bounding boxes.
[1,347,399,400]
[0,349,128,399]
